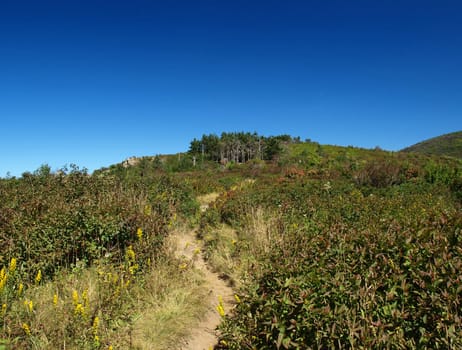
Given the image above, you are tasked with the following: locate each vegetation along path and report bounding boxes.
[171,193,234,350]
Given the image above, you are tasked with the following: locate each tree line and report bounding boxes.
[188,132,300,163]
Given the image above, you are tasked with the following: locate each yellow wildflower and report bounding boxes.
[74,303,84,316]
[92,316,100,335]
[22,323,31,336]
[18,283,23,296]
[178,262,188,270]
[129,264,139,275]
[108,345,113,350]
[216,295,225,317]
[24,300,33,312]
[9,258,17,272]
[93,317,101,346]
[35,269,42,284]
[72,290,79,306]
[216,303,225,317]
[234,294,241,303]
[0,268,6,291]
[53,293,58,306]
[137,228,143,240]
[125,245,136,263]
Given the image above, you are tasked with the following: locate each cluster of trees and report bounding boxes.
[189,132,299,163]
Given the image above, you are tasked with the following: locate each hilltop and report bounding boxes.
[401,131,462,159]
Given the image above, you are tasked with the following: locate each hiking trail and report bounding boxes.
[171,193,234,350]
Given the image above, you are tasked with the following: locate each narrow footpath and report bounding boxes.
[171,194,234,350]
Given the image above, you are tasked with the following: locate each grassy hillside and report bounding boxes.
[401,131,462,159]
[1,138,461,349]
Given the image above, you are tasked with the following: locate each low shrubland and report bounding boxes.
[1,138,461,349]
[0,165,202,349]
[200,161,462,349]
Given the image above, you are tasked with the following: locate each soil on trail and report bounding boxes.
[173,194,234,350]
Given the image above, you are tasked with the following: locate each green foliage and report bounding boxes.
[402,131,462,159]
[0,167,170,280]
[0,163,200,348]
[204,162,462,349]
[424,161,461,185]
[264,137,283,161]
[2,132,462,349]
[188,132,299,163]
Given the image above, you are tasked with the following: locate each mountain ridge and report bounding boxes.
[401,131,462,159]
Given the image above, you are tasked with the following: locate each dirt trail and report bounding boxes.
[172,193,234,350]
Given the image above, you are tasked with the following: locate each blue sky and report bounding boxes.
[1,0,461,176]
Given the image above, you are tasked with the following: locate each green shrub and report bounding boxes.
[212,174,462,349]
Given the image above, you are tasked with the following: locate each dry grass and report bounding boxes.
[202,206,282,287]
[131,255,208,350]
[3,249,210,350]
[203,224,239,282]
[197,192,220,213]
[7,267,115,349]
[242,207,280,255]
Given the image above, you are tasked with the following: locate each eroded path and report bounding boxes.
[170,193,234,350]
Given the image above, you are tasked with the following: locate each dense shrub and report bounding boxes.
[212,176,462,349]
[0,165,202,348]
[354,160,404,187]
[0,168,180,280]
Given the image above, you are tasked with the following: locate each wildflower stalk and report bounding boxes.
[0,268,7,292]
[93,316,100,346]
[9,258,17,273]
[216,295,225,317]
[137,228,143,240]
[35,270,42,284]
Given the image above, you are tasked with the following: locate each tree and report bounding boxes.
[263,137,282,160]
[189,138,202,155]
[188,132,290,163]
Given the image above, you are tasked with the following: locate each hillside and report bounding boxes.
[401,131,462,159]
[1,134,462,349]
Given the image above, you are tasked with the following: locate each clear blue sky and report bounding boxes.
[1,0,461,176]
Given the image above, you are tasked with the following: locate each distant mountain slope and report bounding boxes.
[401,131,462,159]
